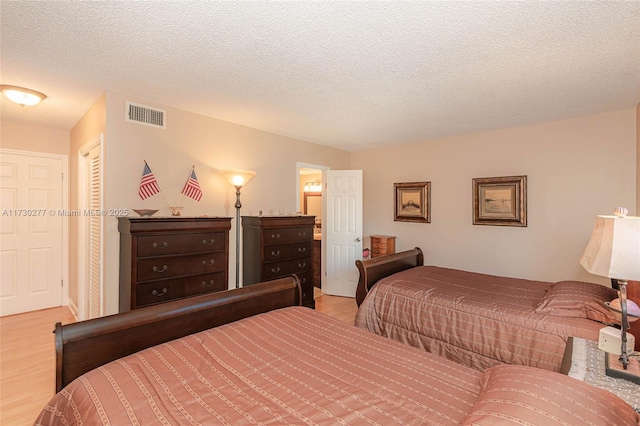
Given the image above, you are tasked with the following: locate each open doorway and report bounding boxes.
[296,163,363,299]
[296,163,328,294]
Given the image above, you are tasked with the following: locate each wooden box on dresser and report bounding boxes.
[242,215,315,308]
[118,217,231,312]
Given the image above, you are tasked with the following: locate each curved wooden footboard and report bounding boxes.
[355,247,424,306]
[55,276,301,392]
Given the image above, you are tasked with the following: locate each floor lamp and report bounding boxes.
[221,169,256,288]
[579,207,640,383]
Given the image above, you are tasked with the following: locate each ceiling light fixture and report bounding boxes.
[0,85,47,106]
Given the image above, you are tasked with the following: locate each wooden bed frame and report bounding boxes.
[355,247,424,306]
[54,276,301,392]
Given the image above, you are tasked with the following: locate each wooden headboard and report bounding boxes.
[55,276,301,392]
[355,247,424,306]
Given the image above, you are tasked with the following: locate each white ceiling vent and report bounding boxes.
[125,102,166,129]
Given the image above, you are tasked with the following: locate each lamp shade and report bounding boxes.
[0,85,47,106]
[220,169,256,188]
[579,215,640,280]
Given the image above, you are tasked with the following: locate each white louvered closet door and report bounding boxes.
[79,136,103,320]
[86,152,101,318]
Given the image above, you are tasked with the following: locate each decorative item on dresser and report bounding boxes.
[370,235,396,258]
[118,217,231,312]
[242,215,316,308]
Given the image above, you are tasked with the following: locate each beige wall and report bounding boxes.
[351,109,637,286]
[102,92,350,314]
[4,99,637,315]
[68,94,107,312]
[0,120,69,155]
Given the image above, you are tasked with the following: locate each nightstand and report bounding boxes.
[562,337,639,412]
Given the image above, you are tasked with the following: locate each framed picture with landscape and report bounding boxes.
[394,181,431,223]
[473,175,527,227]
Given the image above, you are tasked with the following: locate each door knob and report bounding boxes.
[355,237,361,242]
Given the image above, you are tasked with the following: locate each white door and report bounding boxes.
[0,150,64,316]
[78,136,104,320]
[323,170,363,297]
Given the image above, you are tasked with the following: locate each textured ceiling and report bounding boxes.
[1,1,639,152]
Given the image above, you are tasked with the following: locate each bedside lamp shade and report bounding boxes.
[579,215,640,281]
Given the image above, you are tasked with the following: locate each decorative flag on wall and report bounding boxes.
[139,162,161,200]
[181,168,203,201]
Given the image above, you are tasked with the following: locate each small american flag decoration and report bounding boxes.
[139,162,161,200]
[181,168,202,201]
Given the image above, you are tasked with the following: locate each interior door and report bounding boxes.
[0,150,64,316]
[78,137,104,320]
[323,170,363,297]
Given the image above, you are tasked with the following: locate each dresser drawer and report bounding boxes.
[263,242,312,262]
[137,232,226,257]
[183,272,227,297]
[262,257,312,280]
[137,252,226,281]
[295,271,313,291]
[263,227,313,246]
[136,280,184,307]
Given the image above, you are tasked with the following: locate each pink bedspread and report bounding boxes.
[36,307,483,425]
[355,266,604,372]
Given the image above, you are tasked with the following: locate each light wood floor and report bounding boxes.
[0,291,357,425]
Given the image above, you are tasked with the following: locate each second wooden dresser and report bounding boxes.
[242,215,315,308]
[118,217,231,312]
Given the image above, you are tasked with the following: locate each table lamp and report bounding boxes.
[579,207,640,382]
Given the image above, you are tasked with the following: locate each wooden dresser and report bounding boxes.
[242,215,315,308]
[313,237,321,288]
[118,217,231,312]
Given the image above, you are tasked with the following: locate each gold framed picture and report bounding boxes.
[394,181,431,223]
[473,175,527,227]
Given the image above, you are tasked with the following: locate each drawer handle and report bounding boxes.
[202,238,215,245]
[202,259,215,266]
[152,242,168,249]
[153,265,168,273]
[298,231,307,237]
[300,277,307,284]
[298,262,307,268]
[298,247,306,253]
[202,280,214,287]
[271,266,281,273]
[152,288,168,297]
[271,233,281,240]
[271,250,281,257]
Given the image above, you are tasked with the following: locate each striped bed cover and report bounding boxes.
[355,266,604,372]
[35,307,483,425]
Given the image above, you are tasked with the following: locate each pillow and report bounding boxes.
[461,364,639,425]
[534,280,618,324]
